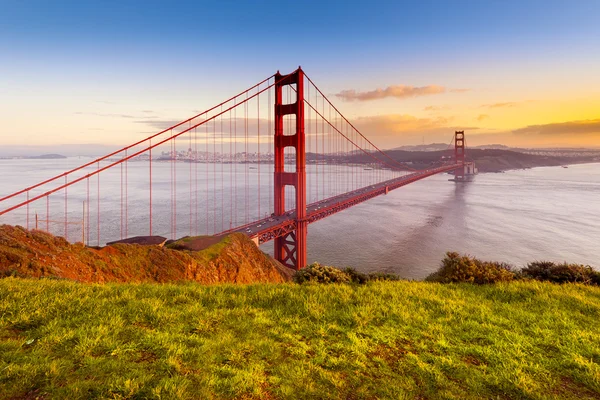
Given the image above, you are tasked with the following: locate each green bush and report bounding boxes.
[342,267,369,284]
[294,265,403,285]
[367,272,402,282]
[521,261,600,285]
[296,256,600,287]
[293,263,352,284]
[426,252,515,284]
[342,268,403,283]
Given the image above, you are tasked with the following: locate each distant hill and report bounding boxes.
[473,144,512,150]
[0,144,121,158]
[25,154,66,159]
[390,143,450,152]
[390,143,513,152]
[331,148,600,173]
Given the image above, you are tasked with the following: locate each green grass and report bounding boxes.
[164,234,235,265]
[1,279,600,399]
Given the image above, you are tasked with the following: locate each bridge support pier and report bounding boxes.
[273,68,307,270]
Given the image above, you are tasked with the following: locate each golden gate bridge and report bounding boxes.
[0,67,475,269]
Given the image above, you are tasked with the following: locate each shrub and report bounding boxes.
[426,252,515,284]
[367,272,402,282]
[293,263,351,284]
[294,265,403,285]
[342,267,369,284]
[521,261,600,285]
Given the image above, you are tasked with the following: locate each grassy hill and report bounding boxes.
[1,278,599,399]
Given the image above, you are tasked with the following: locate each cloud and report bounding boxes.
[477,114,490,121]
[75,112,136,119]
[77,111,160,120]
[136,119,185,130]
[335,84,447,101]
[512,119,600,136]
[133,112,491,149]
[345,114,483,148]
[354,114,449,131]
[423,105,449,112]
[351,114,477,138]
[481,102,518,108]
[135,117,274,140]
[450,88,470,93]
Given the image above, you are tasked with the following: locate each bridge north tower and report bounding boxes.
[453,130,477,181]
[454,131,466,181]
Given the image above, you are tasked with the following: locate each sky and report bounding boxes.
[1,0,600,150]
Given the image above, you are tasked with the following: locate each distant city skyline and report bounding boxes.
[1,0,599,149]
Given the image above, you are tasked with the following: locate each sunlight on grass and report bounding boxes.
[1,279,599,399]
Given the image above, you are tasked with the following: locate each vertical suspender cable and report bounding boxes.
[125,148,128,238]
[245,94,248,224]
[64,176,68,240]
[234,102,237,227]
[86,176,90,244]
[97,161,100,246]
[189,124,193,236]
[221,107,224,231]
[174,130,177,238]
[213,110,217,234]
[205,114,209,235]
[229,107,233,230]
[195,127,198,235]
[120,160,123,240]
[257,86,261,220]
[149,139,152,236]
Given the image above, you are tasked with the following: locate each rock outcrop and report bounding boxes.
[0,225,293,284]
[106,236,168,246]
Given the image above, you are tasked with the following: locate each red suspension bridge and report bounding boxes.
[0,68,475,269]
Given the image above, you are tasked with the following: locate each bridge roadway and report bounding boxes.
[220,163,464,245]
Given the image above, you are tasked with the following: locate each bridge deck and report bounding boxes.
[222,163,464,244]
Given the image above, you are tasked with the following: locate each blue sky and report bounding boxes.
[1,0,600,147]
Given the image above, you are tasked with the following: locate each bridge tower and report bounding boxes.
[454,130,466,181]
[273,68,307,270]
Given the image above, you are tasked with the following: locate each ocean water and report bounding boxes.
[305,163,600,279]
[1,158,598,279]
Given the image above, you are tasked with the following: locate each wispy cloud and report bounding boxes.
[336,84,447,101]
[423,105,449,112]
[351,114,477,137]
[77,111,159,120]
[481,102,518,109]
[75,112,136,119]
[450,88,470,93]
[477,114,490,121]
[513,119,600,136]
[135,119,186,130]
[135,117,273,137]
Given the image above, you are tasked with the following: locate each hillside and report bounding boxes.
[0,225,292,284]
[1,279,599,399]
[334,148,599,172]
